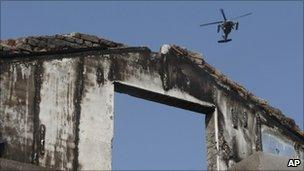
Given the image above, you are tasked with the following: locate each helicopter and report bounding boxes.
[200,9,252,43]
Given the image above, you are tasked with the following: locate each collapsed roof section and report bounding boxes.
[0,32,303,137]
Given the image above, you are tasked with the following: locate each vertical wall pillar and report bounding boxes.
[205,108,219,170]
[0,62,36,163]
[78,58,114,170]
[38,59,79,169]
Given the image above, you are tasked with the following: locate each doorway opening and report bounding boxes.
[112,92,207,170]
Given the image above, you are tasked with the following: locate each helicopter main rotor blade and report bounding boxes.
[200,21,223,27]
[220,9,227,21]
[231,12,252,20]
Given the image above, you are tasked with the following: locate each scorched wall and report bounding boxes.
[0,33,303,170]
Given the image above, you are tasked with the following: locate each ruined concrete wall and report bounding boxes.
[211,72,303,170]
[0,48,215,170]
[214,88,259,169]
[0,54,115,170]
[77,55,114,170]
[38,58,79,169]
[1,33,303,170]
[228,151,303,170]
[261,120,304,160]
[0,57,81,169]
[0,62,36,163]
[108,45,304,170]
[109,47,214,111]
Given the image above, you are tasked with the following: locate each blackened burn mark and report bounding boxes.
[159,51,214,103]
[219,135,231,167]
[255,113,263,151]
[108,56,117,81]
[217,112,231,167]
[0,120,6,157]
[160,53,171,91]
[31,60,43,165]
[231,136,241,162]
[0,141,6,157]
[243,111,248,128]
[73,57,84,170]
[205,114,217,170]
[161,51,191,92]
[96,66,104,86]
[0,64,2,146]
[38,124,46,157]
[231,108,238,129]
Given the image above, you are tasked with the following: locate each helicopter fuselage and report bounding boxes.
[220,21,235,38]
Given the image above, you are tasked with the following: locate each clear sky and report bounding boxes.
[1,1,303,170]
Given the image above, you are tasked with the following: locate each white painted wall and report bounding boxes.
[38,58,78,169]
[78,58,114,170]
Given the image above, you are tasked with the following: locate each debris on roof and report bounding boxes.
[0,32,126,56]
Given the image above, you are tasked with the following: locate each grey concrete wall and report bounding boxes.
[0,158,53,170]
[0,48,216,170]
[214,88,258,169]
[228,151,303,170]
[261,125,304,159]
[0,62,36,163]
[77,56,114,170]
[1,41,303,170]
[0,58,80,169]
[38,58,79,169]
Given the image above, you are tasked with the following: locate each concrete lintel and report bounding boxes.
[114,81,215,114]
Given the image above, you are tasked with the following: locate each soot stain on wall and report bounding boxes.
[1,34,303,170]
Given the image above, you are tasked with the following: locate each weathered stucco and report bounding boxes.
[78,56,114,170]
[38,58,78,169]
[0,62,36,163]
[0,33,303,170]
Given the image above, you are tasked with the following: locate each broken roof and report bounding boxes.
[0,32,303,137]
[0,32,126,56]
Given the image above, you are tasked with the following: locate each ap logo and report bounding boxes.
[287,159,301,167]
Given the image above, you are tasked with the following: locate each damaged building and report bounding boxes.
[0,33,303,170]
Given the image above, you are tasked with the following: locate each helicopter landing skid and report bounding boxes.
[218,39,232,43]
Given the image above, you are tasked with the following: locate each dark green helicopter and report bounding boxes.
[200,9,252,43]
